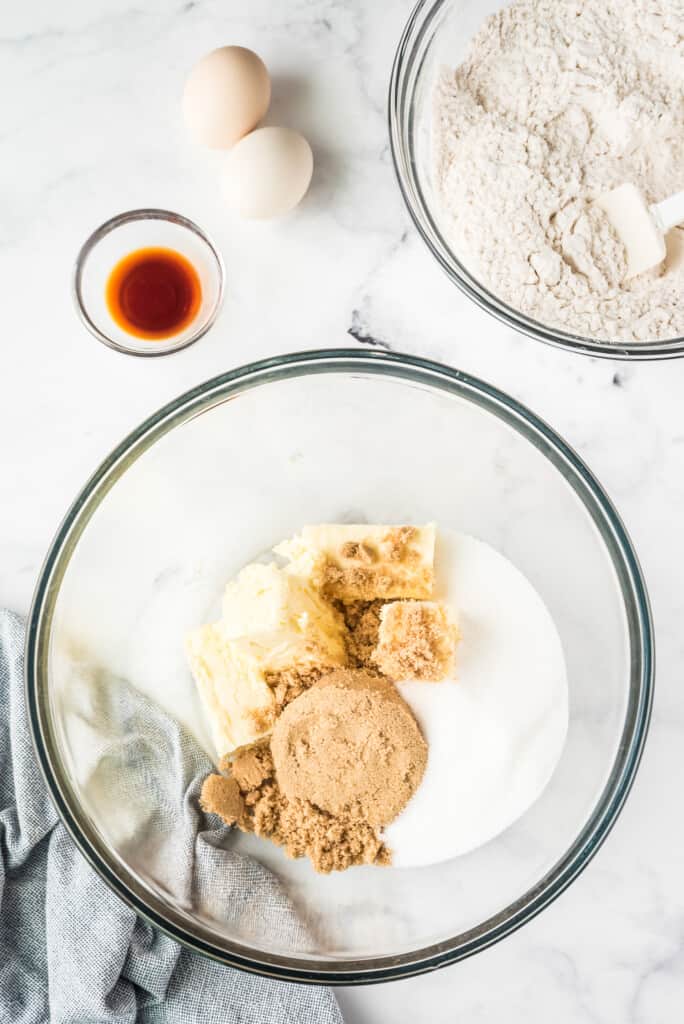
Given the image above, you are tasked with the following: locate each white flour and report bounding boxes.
[433,0,684,343]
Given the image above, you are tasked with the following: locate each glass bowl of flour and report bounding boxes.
[26,350,652,982]
[390,0,684,359]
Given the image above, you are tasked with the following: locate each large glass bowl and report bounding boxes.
[389,0,684,361]
[26,350,653,983]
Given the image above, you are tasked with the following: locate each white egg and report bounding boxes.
[183,46,271,149]
[221,126,314,219]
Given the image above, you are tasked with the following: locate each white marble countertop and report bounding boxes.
[2,0,683,1019]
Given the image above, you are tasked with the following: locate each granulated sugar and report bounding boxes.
[385,530,568,867]
[433,0,684,343]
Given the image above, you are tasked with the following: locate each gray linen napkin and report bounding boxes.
[0,609,343,1024]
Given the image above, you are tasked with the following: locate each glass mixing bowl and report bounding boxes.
[26,350,653,983]
[389,0,684,360]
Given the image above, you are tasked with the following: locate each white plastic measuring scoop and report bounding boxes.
[595,184,684,280]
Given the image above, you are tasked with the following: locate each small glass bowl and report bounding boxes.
[73,209,225,356]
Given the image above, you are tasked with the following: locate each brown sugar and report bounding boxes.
[230,743,274,791]
[374,600,459,681]
[339,599,385,669]
[202,735,391,873]
[270,669,427,828]
[200,774,243,826]
[200,668,428,872]
[245,783,389,873]
[264,666,325,714]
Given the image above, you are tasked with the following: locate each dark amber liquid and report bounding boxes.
[106,247,202,340]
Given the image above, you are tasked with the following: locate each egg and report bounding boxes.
[222,126,314,219]
[183,46,271,149]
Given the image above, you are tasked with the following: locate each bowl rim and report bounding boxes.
[72,207,226,357]
[388,0,684,362]
[25,348,654,984]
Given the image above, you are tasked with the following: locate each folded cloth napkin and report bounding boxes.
[0,610,343,1024]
